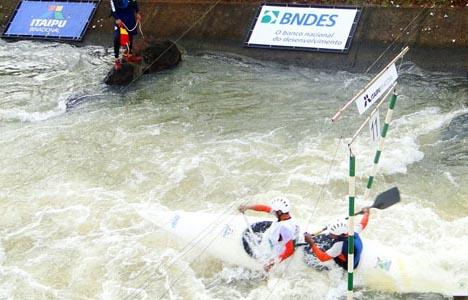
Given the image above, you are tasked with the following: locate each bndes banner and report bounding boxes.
[246,4,361,53]
[3,0,98,41]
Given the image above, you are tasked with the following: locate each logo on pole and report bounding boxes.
[355,64,398,115]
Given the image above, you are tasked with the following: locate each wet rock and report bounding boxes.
[103,61,135,86]
[104,39,181,86]
[138,39,182,74]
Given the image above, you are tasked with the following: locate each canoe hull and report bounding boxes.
[137,206,455,293]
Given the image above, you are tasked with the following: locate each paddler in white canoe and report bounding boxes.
[237,188,394,273]
[238,197,299,272]
[238,200,371,272]
[303,207,370,271]
[136,187,457,293]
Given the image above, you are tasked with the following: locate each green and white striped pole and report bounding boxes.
[363,91,398,201]
[348,150,356,300]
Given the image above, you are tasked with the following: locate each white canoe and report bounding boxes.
[136,206,455,294]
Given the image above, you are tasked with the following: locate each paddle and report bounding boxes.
[355,186,400,215]
[296,187,401,247]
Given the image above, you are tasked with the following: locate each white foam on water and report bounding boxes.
[0,266,61,299]
[1,44,466,299]
[0,242,4,266]
[0,100,67,123]
[361,201,468,293]
[0,41,109,123]
[338,107,468,179]
[223,106,468,191]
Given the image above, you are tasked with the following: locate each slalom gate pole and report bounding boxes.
[363,91,399,201]
[347,151,356,300]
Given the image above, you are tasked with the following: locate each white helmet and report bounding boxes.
[270,197,290,213]
[327,219,348,236]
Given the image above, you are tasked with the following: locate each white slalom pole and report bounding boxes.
[363,90,399,201]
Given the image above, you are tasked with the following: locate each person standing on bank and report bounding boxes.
[110,0,142,70]
[239,197,299,272]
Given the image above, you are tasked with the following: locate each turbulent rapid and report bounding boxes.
[0,40,466,300]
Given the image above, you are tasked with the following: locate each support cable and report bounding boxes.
[146,177,272,299]
[123,3,415,300]
[155,212,242,300]
[263,126,346,300]
[125,176,271,300]
[364,8,426,74]
[120,0,223,95]
[122,198,248,300]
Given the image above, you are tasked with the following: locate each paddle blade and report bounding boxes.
[372,187,400,210]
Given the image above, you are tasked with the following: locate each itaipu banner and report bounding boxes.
[3,0,98,41]
[245,4,361,53]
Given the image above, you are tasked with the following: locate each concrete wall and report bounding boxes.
[1,1,466,74]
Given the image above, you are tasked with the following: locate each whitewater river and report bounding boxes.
[0,40,466,300]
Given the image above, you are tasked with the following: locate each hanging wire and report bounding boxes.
[119,0,223,95]
[306,137,345,226]
[154,212,242,300]
[110,3,233,297]
[146,10,417,300]
[257,89,349,300]
[128,180,273,299]
[258,74,349,298]
[364,8,426,74]
[361,11,413,199]
[262,131,346,300]
[116,2,428,300]
[122,198,247,300]
[153,170,276,300]
[262,4,426,300]
[123,174,271,300]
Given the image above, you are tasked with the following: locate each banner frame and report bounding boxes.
[244,2,362,54]
[2,0,101,42]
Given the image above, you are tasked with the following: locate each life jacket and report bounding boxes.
[333,233,363,269]
[119,26,129,47]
